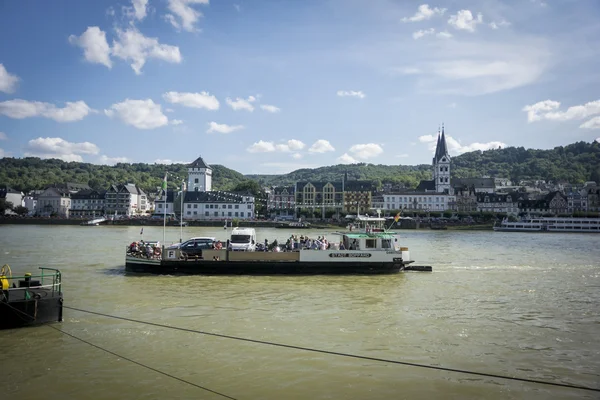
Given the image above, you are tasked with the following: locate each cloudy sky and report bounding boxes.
[0,0,599,173]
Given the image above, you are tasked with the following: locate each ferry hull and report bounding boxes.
[0,289,63,330]
[125,257,404,275]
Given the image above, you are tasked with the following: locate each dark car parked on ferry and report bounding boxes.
[166,237,216,258]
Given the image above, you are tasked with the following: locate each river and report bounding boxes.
[1,225,599,399]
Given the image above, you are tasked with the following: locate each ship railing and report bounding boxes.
[2,267,62,299]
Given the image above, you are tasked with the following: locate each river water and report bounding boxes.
[1,225,599,399]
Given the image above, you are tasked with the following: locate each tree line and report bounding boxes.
[1,141,599,197]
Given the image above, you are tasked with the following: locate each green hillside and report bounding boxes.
[0,158,249,194]
[1,141,599,194]
[247,141,600,188]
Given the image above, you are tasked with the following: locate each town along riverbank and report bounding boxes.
[0,216,494,230]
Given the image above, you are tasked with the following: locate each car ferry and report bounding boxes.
[1,265,63,330]
[493,216,600,233]
[125,216,431,275]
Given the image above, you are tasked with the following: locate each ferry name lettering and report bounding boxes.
[329,253,372,258]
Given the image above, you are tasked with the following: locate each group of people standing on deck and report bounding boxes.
[266,235,348,251]
[128,240,162,259]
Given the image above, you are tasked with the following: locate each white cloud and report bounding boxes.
[104,99,168,129]
[226,96,256,111]
[489,20,510,30]
[348,143,384,160]
[337,153,357,164]
[106,6,116,16]
[206,122,244,134]
[447,102,458,108]
[275,139,306,152]
[0,148,5,157]
[68,27,112,69]
[413,28,435,40]
[165,0,209,32]
[234,4,241,12]
[419,134,505,155]
[292,153,302,159]
[260,104,281,113]
[99,155,131,165]
[247,140,276,153]
[171,119,184,125]
[581,117,600,130]
[337,90,365,99]
[163,91,219,110]
[112,28,182,74]
[531,0,547,7]
[0,132,7,140]
[523,100,600,124]
[436,31,453,39]
[0,99,93,122]
[246,139,305,153]
[309,139,335,153]
[131,0,149,21]
[24,137,100,162]
[448,10,483,32]
[419,56,547,95]
[380,29,550,96]
[165,108,175,113]
[402,4,446,22]
[0,64,19,94]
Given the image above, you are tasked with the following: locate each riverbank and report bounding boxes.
[0,217,494,230]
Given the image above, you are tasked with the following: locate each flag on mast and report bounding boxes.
[161,173,168,195]
[140,227,144,235]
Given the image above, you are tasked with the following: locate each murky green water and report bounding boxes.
[1,225,599,399]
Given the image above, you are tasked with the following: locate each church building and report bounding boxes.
[382,126,456,213]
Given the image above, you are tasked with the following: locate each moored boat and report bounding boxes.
[493,216,600,233]
[125,216,432,275]
[0,265,63,330]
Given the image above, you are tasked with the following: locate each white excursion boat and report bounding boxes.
[493,216,600,233]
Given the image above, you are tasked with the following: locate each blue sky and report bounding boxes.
[0,0,599,174]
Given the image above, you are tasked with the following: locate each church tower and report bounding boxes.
[432,124,451,193]
[187,156,212,192]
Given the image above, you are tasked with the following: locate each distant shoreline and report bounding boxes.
[0,217,493,231]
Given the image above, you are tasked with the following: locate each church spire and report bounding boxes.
[435,123,448,162]
[433,125,441,164]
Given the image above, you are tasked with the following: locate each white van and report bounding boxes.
[229,227,256,251]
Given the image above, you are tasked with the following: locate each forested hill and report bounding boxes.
[0,158,249,194]
[1,141,599,193]
[247,141,600,187]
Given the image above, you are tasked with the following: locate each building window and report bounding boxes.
[205,211,209,216]
[241,212,244,217]
[195,178,199,184]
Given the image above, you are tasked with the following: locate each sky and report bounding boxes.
[0,0,599,174]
